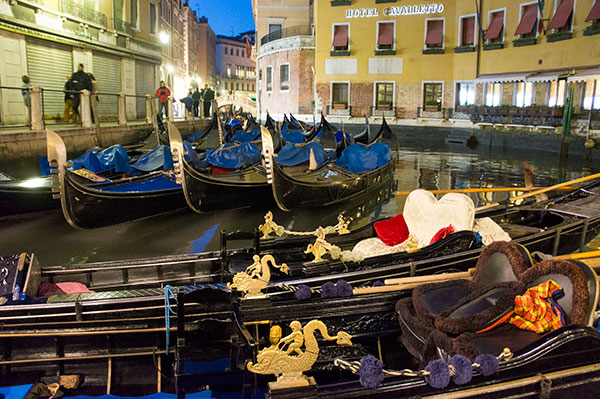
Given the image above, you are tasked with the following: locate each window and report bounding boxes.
[425,19,444,48]
[485,10,504,43]
[159,0,162,17]
[332,83,349,105]
[514,82,533,107]
[376,22,394,50]
[280,64,289,91]
[149,3,157,34]
[515,4,538,38]
[130,0,138,28]
[227,64,231,78]
[252,84,255,91]
[332,24,349,51]
[268,24,282,40]
[457,82,475,106]
[548,80,566,106]
[423,83,443,109]
[549,0,574,32]
[586,0,600,22]
[266,66,272,91]
[375,82,393,108]
[259,69,262,81]
[236,48,239,56]
[583,79,600,110]
[224,82,228,90]
[485,83,502,106]
[459,16,476,46]
[242,50,245,57]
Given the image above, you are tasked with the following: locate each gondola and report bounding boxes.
[0,174,58,218]
[261,121,395,211]
[46,129,187,229]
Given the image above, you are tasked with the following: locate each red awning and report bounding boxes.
[332,25,348,47]
[548,0,574,30]
[425,20,443,45]
[485,11,504,40]
[586,0,600,21]
[515,5,538,35]
[462,16,475,45]
[378,22,394,46]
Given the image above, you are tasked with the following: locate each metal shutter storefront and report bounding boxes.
[92,52,122,120]
[135,61,156,119]
[26,39,73,119]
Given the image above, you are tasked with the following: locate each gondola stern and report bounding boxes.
[167,122,200,213]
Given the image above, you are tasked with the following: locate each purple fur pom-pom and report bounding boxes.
[358,355,384,389]
[449,355,473,385]
[294,284,312,300]
[373,281,384,287]
[474,354,498,376]
[335,280,353,297]
[424,359,450,389]
[321,282,337,298]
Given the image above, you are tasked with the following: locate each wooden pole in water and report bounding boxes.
[475,173,600,211]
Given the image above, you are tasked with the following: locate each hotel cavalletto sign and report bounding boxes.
[346,4,444,18]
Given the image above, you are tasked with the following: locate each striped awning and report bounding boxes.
[474,72,529,83]
[526,71,570,82]
[567,68,600,82]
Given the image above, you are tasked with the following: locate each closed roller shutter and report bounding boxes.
[135,61,156,119]
[26,39,73,119]
[92,52,122,120]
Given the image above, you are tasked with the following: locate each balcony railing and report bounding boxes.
[61,0,107,28]
[114,18,134,35]
[260,25,313,46]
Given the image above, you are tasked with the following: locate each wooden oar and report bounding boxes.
[395,186,578,196]
[475,173,600,212]
[555,250,600,260]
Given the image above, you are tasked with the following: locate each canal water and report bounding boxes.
[0,135,598,267]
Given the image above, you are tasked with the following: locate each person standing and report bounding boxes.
[21,75,32,124]
[202,84,214,118]
[63,74,77,122]
[71,64,93,118]
[156,80,171,119]
[191,87,201,118]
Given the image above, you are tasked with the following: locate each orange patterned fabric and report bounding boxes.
[509,280,565,334]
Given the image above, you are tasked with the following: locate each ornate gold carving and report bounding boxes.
[305,227,342,263]
[247,319,352,390]
[227,254,289,298]
[258,211,285,239]
[258,212,352,240]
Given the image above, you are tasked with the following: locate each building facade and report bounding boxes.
[253,0,316,119]
[215,35,256,98]
[313,0,600,126]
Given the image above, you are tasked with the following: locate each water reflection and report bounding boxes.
[0,143,597,266]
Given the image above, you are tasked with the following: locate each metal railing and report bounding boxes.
[114,18,134,35]
[260,25,313,46]
[0,86,32,128]
[60,0,107,28]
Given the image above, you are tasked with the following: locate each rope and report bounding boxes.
[278,282,322,294]
[164,285,177,355]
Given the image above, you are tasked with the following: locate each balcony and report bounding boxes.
[60,0,107,28]
[260,25,313,46]
[114,18,134,35]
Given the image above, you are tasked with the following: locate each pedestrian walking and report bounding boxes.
[181,89,193,114]
[202,84,214,118]
[88,72,98,123]
[21,75,32,124]
[191,87,201,117]
[63,74,77,122]
[156,81,171,119]
[71,64,93,118]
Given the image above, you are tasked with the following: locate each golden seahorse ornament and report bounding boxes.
[227,254,289,298]
[247,319,353,390]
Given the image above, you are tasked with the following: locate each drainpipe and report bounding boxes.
[475,0,483,79]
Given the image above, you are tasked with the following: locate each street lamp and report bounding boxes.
[166,64,174,74]
[159,31,169,44]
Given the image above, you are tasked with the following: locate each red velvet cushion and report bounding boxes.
[374,214,409,246]
[210,166,235,175]
[429,224,454,245]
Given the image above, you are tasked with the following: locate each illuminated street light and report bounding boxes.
[159,31,169,44]
[166,64,174,73]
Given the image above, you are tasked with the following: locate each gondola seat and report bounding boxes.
[396,241,533,364]
[449,259,599,360]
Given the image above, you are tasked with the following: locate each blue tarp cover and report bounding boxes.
[0,383,33,399]
[226,118,241,127]
[96,175,180,193]
[186,129,206,143]
[335,130,354,145]
[282,130,306,144]
[130,145,173,172]
[229,129,260,143]
[66,391,212,399]
[275,142,328,168]
[337,142,392,174]
[206,142,260,169]
[71,145,132,174]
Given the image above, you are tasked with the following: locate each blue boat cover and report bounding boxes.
[282,130,306,144]
[66,391,213,399]
[337,142,392,174]
[0,383,33,399]
[39,155,50,176]
[186,129,206,143]
[206,142,260,169]
[71,145,132,174]
[96,174,180,193]
[276,142,328,168]
[226,118,241,127]
[130,145,173,172]
[229,129,260,143]
[335,130,355,145]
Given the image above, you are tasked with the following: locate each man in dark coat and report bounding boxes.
[202,84,214,118]
[191,87,201,117]
[70,64,93,117]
